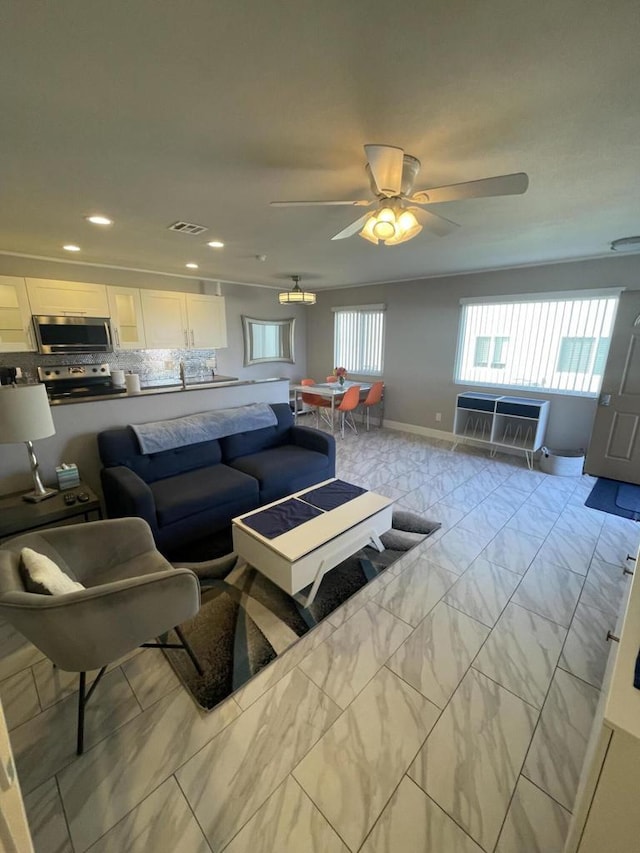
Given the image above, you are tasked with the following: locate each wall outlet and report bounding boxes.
[163,360,174,370]
[435,412,442,422]
[205,357,217,369]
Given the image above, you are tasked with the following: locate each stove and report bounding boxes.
[39,363,127,400]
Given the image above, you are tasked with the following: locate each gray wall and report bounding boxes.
[307,254,640,449]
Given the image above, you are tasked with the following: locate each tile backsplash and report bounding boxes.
[0,348,218,386]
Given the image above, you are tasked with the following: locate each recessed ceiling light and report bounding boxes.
[207,240,224,248]
[186,262,199,269]
[86,215,113,226]
[63,244,81,252]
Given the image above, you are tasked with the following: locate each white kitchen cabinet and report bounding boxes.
[0,276,36,352]
[25,278,109,317]
[140,289,189,348]
[564,551,640,852]
[107,286,146,350]
[185,293,227,348]
[141,290,227,350]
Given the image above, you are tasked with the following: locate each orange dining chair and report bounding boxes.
[361,380,384,430]
[326,375,337,383]
[301,379,333,427]
[336,384,360,439]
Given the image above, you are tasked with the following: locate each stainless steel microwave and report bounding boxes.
[32,315,113,354]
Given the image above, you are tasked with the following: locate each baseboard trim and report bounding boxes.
[382,420,455,442]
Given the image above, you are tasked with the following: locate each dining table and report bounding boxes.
[290,380,373,434]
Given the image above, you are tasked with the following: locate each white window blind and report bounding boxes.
[333,305,385,375]
[455,291,620,396]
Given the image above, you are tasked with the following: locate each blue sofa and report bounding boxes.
[98,403,335,558]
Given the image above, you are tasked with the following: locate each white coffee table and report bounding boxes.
[232,479,393,607]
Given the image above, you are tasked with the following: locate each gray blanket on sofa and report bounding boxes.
[130,402,278,454]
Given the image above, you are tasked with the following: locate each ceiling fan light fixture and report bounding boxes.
[278,275,316,305]
[610,236,640,253]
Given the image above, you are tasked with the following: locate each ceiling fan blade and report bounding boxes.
[414,207,460,237]
[410,172,529,205]
[270,199,371,207]
[330,212,372,241]
[364,144,404,197]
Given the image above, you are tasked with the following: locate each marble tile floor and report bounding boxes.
[2,425,639,853]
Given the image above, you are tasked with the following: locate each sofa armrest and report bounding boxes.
[101,466,158,532]
[290,426,336,468]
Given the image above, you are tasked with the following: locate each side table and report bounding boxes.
[0,484,102,542]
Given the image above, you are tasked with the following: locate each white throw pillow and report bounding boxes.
[20,547,85,595]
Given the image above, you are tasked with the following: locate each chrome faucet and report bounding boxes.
[179,360,186,390]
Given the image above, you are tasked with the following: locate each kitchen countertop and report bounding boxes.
[49,376,289,406]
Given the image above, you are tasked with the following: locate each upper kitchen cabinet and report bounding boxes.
[107,286,146,350]
[186,293,227,348]
[0,276,36,352]
[140,289,189,348]
[25,278,109,317]
[141,290,227,349]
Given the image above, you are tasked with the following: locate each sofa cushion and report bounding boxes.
[229,446,329,496]
[98,426,222,484]
[219,403,293,461]
[151,464,258,526]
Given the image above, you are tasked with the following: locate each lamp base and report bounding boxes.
[22,487,58,503]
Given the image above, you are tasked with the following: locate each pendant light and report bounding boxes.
[278,275,316,305]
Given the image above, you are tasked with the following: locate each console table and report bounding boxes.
[0,484,102,542]
[452,392,550,469]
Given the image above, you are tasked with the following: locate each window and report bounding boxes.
[333,304,385,375]
[455,290,620,396]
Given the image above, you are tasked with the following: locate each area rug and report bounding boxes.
[585,477,640,520]
[165,510,440,711]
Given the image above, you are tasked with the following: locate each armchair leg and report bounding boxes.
[175,626,204,676]
[77,665,108,755]
[142,627,204,676]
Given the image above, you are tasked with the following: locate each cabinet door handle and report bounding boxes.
[184,329,189,347]
[115,328,120,347]
[626,553,636,563]
[606,631,620,643]
[623,566,635,576]
[190,329,195,346]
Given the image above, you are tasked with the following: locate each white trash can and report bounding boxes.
[539,447,585,476]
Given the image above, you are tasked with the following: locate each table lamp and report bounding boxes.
[0,384,58,502]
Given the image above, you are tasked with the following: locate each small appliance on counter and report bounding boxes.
[38,363,127,401]
[0,366,23,385]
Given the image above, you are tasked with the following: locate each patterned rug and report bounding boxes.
[165,510,440,711]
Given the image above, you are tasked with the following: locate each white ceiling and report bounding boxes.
[1,1,639,290]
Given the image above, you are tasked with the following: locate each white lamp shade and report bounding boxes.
[0,384,56,443]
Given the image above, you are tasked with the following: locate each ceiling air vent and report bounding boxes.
[167,221,208,235]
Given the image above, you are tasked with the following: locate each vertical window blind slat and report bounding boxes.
[334,308,385,375]
[455,294,618,396]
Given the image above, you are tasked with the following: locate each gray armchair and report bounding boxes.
[0,517,202,754]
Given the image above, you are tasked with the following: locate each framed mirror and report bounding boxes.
[242,316,296,366]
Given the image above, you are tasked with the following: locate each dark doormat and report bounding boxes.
[164,510,440,711]
[585,477,640,520]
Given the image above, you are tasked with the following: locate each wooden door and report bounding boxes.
[140,290,188,348]
[586,291,640,484]
[186,294,227,348]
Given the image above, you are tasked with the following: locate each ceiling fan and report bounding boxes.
[271,144,529,246]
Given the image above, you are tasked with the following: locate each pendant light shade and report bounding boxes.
[278,275,316,305]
